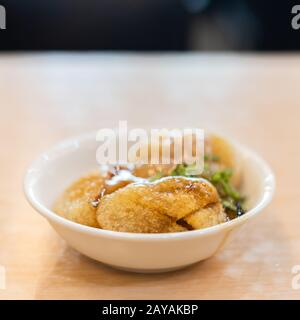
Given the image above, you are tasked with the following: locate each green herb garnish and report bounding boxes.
[170,157,246,218]
[210,168,245,216]
[171,164,188,176]
[171,163,202,177]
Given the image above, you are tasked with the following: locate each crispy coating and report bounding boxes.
[184,202,226,229]
[97,177,227,233]
[53,172,135,228]
[53,173,105,228]
[53,133,237,232]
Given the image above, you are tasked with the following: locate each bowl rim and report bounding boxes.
[23,132,275,241]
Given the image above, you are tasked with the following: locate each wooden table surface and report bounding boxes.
[0,53,299,300]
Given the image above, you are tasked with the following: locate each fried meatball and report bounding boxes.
[53,173,105,228]
[96,177,227,233]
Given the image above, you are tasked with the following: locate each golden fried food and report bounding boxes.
[133,133,241,187]
[184,202,225,229]
[53,173,105,227]
[53,132,243,232]
[53,170,136,227]
[96,177,227,233]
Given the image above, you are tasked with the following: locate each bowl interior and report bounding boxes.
[25,134,274,227]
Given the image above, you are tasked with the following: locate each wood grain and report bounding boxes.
[0,53,299,299]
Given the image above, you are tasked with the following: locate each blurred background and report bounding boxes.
[0,0,299,51]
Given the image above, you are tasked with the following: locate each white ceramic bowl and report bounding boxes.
[24,133,275,273]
